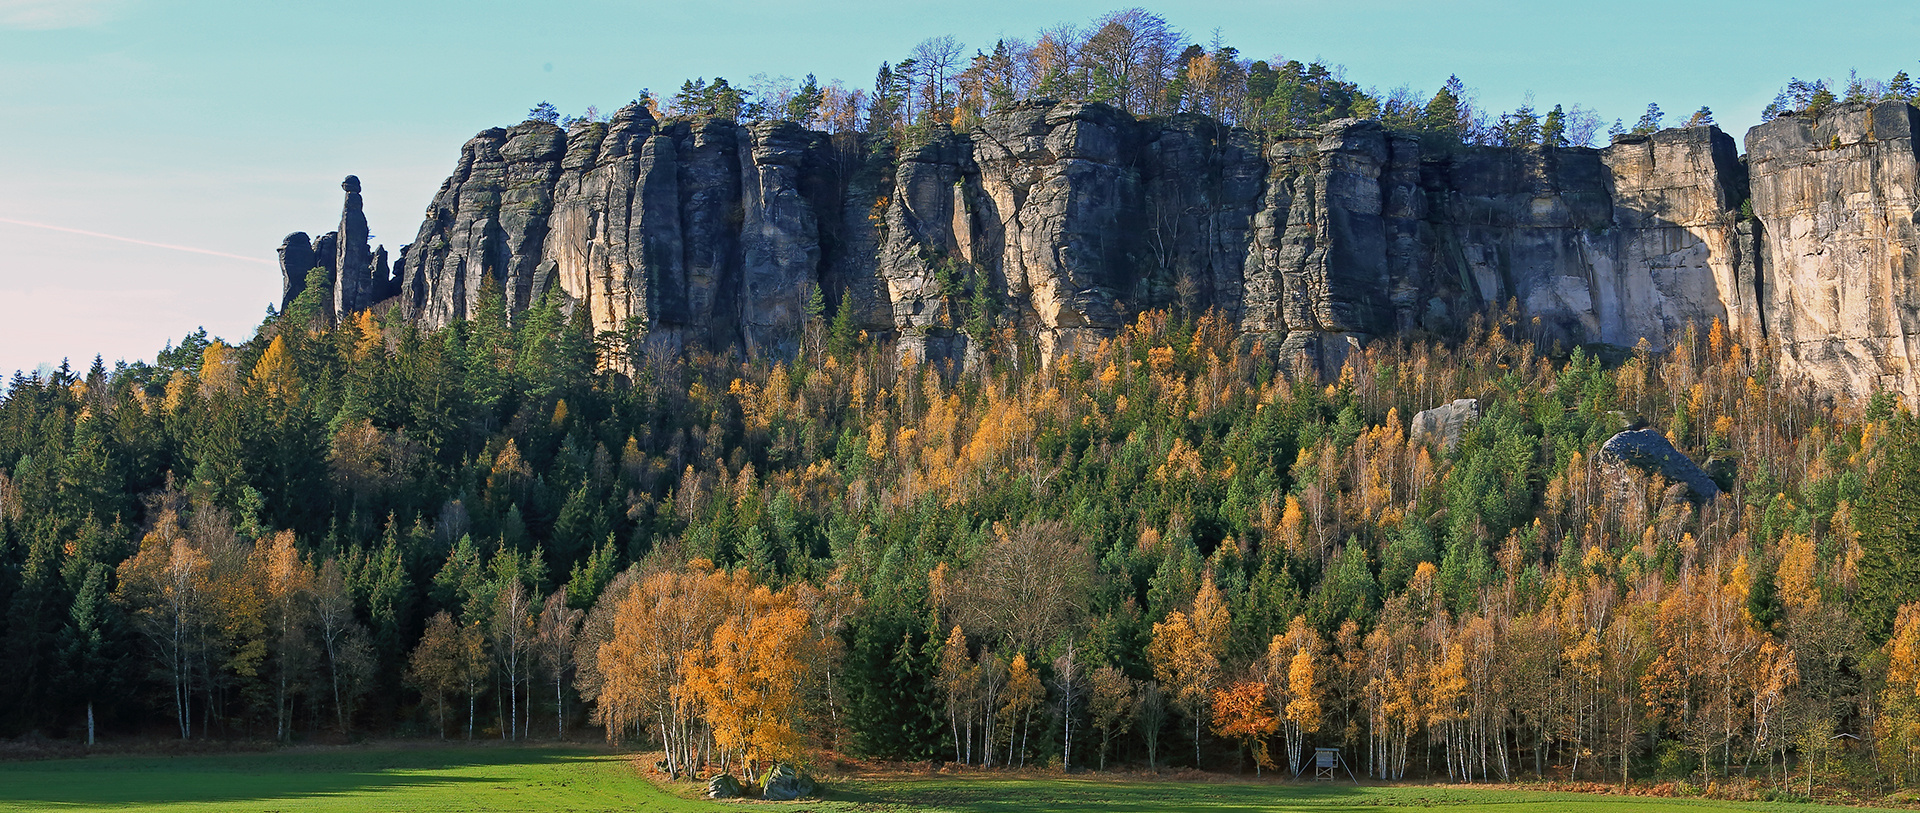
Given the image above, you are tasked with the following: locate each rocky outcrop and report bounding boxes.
[1444,126,1749,351]
[277,232,314,312]
[1600,427,1721,501]
[334,175,375,317]
[972,103,1143,360]
[290,99,1920,403]
[1749,100,1920,401]
[1410,398,1480,452]
[277,178,385,323]
[738,121,825,357]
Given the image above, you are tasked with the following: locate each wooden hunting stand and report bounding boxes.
[1312,747,1357,783]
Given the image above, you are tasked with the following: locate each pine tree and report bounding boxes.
[1419,75,1468,142]
[1890,71,1916,102]
[1630,103,1664,135]
[828,292,859,361]
[1859,412,1920,639]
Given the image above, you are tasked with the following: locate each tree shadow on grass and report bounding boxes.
[0,745,626,809]
[821,776,1389,812]
[819,776,1896,813]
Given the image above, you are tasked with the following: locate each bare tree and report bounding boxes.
[909,36,966,126]
[314,559,374,734]
[492,580,534,740]
[1080,9,1181,114]
[1135,679,1168,770]
[1088,665,1136,770]
[535,588,582,739]
[936,521,1092,653]
[1055,643,1082,770]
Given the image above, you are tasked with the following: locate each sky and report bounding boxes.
[2,0,1917,379]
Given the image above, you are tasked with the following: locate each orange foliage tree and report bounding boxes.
[1211,679,1279,774]
[680,582,814,780]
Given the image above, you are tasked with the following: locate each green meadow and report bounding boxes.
[0,745,1902,812]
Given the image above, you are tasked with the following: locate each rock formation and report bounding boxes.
[333,175,375,317]
[281,99,1920,403]
[1600,427,1721,502]
[705,774,743,799]
[276,232,314,312]
[758,763,816,801]
[277,176,384,323]
[1410,399,1480,452]
[1749,101,1920,401]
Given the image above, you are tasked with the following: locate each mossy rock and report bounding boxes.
[760,763,817,801]
[706,773,744,799]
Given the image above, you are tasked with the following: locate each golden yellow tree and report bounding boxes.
[596,561,730,777]
[1148,572,1228,767]
[681,583,813,781]
[114,510,209,740]
[1267,616,1324,775]
[1881,602,1920,785]
[1428,636,1470,780]
[256,530,313,743]
[1001,652,1044,767]
[936,625,978,764]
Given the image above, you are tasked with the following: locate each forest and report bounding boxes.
[536,8,1919,151]
[7,262,1920,794]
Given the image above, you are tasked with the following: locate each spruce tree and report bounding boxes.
[1419,75,1468,141]
[1858,411,1920,640]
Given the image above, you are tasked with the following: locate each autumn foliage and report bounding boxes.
[3,281,1916,797]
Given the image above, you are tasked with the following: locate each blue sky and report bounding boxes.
[2,0,1916,378]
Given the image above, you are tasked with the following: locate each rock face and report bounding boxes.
[1599,428,1721,501]
[1410,398,1480,452]
[292,100,1920,402]
[276,232,314,312]
[1749,101,1920,401]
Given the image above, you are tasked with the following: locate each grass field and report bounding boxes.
[0,744,1903,812]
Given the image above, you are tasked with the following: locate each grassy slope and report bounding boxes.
[0,746,1900,812]
[0,746,676,813]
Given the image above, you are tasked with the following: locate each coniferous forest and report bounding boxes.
[8,276,1920,793]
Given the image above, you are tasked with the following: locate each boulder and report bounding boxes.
[1599,428,1720,502]
[758,763,816,801]
[705,773,744,799]
[1410,399,1480,452]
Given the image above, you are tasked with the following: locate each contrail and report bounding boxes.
[0,216,272,265]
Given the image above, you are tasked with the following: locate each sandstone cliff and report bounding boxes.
[279,100,1920,402]
[1749,101,1920,400]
